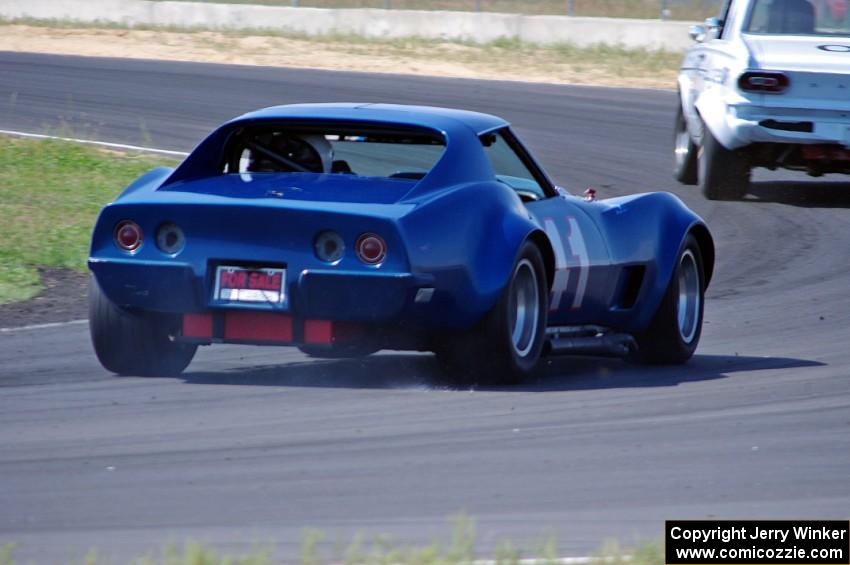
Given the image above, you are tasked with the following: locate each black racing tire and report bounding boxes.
[673,103,698,185]
[89,276,197,377]
[298,344,379,359]
[435,241,548,386]
[698,123,750,200]
[631,234,705,365]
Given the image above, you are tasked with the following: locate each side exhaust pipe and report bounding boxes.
[544,326,637,358]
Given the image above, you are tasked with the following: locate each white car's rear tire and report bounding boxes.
[698,125,750,200]
[673,104,698,185]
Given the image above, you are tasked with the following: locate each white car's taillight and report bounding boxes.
[738,71,790,94]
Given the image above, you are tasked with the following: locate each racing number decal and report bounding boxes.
[567,219,590,309]
[544,218,570,311]
[543,217,590,311]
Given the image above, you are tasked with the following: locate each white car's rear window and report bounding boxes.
[746,0,850,35]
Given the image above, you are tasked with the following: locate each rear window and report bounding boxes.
[746,0,850,36]
[221,125,446,181]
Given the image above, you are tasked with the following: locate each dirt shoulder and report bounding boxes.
[0,268,89,328]
[0,23,679,89]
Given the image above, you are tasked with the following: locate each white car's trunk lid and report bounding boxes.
[742,34,850,106]
[744,34,850,74]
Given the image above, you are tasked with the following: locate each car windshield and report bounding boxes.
[222,125,446,180]
[745,0,850,35]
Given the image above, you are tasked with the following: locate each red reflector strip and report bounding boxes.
[224,311,293,342]
[304,320,333,344]
[183,313,213,338]
[303,320,364,344]
[802,145,850,161]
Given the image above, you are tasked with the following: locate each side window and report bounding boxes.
[746,0,770,33]
[480,131,548,201]
[718,0,734,38]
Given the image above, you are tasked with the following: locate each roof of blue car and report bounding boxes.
[237,103,509,135]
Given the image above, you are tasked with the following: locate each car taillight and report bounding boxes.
[114,220,143,252]
[355,233,386,265]
[156,222,185,255]
[314,230,345,263]
[738,71,789,93]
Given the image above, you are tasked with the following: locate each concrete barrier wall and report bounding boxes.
[1,0,696,50]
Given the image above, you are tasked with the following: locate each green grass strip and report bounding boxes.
[0,136,177,304]
[0,518,665,565]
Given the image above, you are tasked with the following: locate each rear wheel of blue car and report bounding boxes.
[631,234,704,364]
[436,241,548,385]
[89,276,197,377]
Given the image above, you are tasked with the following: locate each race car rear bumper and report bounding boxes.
[724,105,850,149]
[296,269,431,321]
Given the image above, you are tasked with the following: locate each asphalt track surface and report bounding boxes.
[1,52,849,563]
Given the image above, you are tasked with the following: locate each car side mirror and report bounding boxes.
[691,17,722,42]
[689,24,707,42]
[705,16,723,38]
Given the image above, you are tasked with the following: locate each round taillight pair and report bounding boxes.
[114,221,185,254]
[356,233,387,265]
[313,231,387,265]
[114,220,143,252]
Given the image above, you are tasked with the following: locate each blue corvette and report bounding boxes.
[89,103,714,383]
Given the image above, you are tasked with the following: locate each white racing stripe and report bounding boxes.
[0,319,89,333]
[0,129,189,157]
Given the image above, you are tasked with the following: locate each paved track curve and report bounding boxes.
[1,52,848,564]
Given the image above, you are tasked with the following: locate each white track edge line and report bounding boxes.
[0,319,89,333]
[478,558,601,565]
[339,557,622,565]
[0,129,189,157]
[418,556,629,565]
[489,556,630,565]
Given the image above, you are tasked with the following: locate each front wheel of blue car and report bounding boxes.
[89,276,197,377]
[436,241,548,385]
[631,234,705,365]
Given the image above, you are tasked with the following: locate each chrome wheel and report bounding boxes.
[677,249,701,344]
[674,123,692,170]
[509,258,540,357]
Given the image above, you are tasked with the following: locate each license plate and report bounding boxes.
[214,266,286,305]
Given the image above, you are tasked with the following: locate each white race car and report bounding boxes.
[675,0,850,199]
